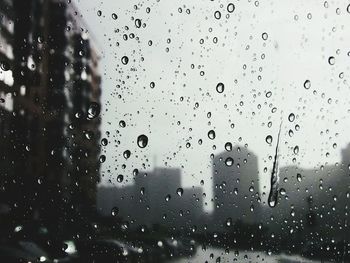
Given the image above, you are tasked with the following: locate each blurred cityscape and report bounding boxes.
[0,0,349,262]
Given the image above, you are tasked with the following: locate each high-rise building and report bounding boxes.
[212,145,261,230]
[268,144,350,243]
[0,0,101,230]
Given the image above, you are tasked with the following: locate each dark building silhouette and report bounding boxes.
[263,143,350,249]
[212,145,262,230]
[0,0,101,231]
[97,167,205,232]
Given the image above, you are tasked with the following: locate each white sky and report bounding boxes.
[74,0,350,211]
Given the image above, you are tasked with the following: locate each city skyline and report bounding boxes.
[73,0,350,207]
[97,142,350,235]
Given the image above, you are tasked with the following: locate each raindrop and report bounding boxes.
[165,194,171,202]
[85,131,93,140]
[0,61,10,71]
[214,11,221,19]
[225,157,234,167]
[121,56,129,65]
[112,13,118,20]
[99,155,106,163]
[328,56,335,65]
[293,146,299,154]
[347,4,350,13]
[297,173,302,182]
[266,91,272,98]
[226,217,232,226]
[288,113,295,122]
[135,19,141,28]
[288,129,294,137]
[176,188,183,196]
[101,138,108,146]
[137,134,149,148]
[303,80,311,89]
[123,150,131,159]
[119,120,126,128]
[268,122,282,208]
[227,3,235,13]
[225,142,232,151]
[150,82,155,88]
[265,135,273,145]
[262,32,268,40]
[117,174,124,183]
[87,102,101,119]
[208,130,216,140]
[111,207,119,216]
[216,82,224,93]
[97,10,102,16]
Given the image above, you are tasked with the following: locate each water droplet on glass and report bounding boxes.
[97,10,102,16]
[119,120,126,128]
[288,113,295,122]
[117,174,124,183]
[101,138,108,146]
[176,188,183,196]
[303,80,311,89]
[121,56,129,65]
[227,3,235,13]
[216,82,224,93]
[268,122,282,208]
[137,134,148,148]
[293,145,299,154]
[165,194,171,202]
[135,19,141,28]
[297,173,302,182]
[208,130,216,140]
[85,131,93,140]
[214,11,221,19]
[328,56,335,65]
[226,217,232,226]
[87,102,100,119]
[112,13,118,20]
[225,142,232,151]
[99,155,106,163]
[262,32,268,40]
[265,135,273,144]
[225,157,234,167]
[288,129,294,137]
[0,61,10,71]
[123,150,131,159]
[111,207,119,216]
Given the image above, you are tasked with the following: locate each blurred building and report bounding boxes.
[0,0,102,229]
[97,167,205,232]
[266,143,350,244]
[212,145,262,230]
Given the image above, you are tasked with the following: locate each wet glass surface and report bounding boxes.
[0,0,350,262]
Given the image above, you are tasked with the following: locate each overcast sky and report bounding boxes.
[74,0,350,210]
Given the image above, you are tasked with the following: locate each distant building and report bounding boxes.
[265,143,350,243]
[0,0,101,227]
[97,167,205,231]
[212,145,261,230]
